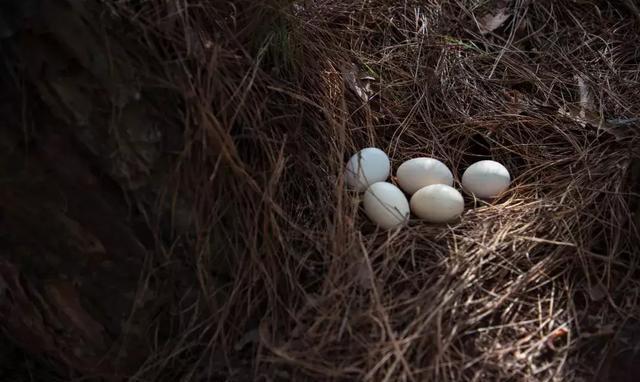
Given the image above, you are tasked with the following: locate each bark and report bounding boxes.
[0,0,169,378]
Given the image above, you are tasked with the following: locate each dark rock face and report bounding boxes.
[0,0,169,377]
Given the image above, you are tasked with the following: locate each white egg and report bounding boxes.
[345,148,391,192]
[461,160,511,199]
[363,182,410,229]
[410,184,464,223]
[396,157,454,194]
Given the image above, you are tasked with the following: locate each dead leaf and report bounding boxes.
[556,75,639,141]
[557,105,599,128]
[545,327,569,352]
[556,75,599,128]
[478,8,511,35]
[576,75,595,128]
[577,76,594,112]
[344,64,374,103]
[602,118,640,141]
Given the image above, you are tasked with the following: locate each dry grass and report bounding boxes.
[113,0,640,380]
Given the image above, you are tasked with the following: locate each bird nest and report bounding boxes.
[115,1,640,381]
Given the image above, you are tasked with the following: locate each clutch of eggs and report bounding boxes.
[345,148,512,228]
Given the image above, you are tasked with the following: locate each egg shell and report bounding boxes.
[396,157,453,194]
[461,160,511,199]
[363,182,410,229]
[345,148,391,192]
[410,184,464,223]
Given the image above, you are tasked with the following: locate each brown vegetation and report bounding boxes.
[1,0,640,381]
